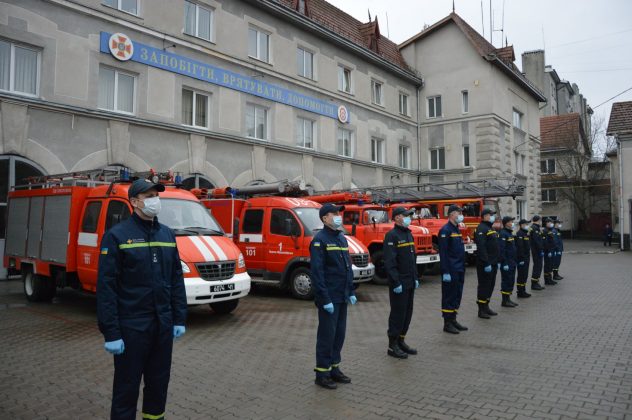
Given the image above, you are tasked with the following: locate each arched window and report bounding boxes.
[181,174,215,190]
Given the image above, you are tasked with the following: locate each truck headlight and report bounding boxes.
[180,260,191,274]
[238,253,245,269]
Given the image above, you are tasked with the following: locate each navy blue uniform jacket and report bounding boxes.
[438,221,465,274]
[543,227,556,253]
[310,226,355,307]
[97,213,187,342]
[475,221,499,266]
[552,228,563,252]
[516,228,531,263]
[499,228,517,269]
[529,224,544,254]
[384,224,418,290]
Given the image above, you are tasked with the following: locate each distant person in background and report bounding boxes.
[603,223,613,247]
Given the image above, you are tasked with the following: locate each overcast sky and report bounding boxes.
[329,0,632,138]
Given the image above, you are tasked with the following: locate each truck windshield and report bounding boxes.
[160,199,224,234]
[294,207,323,236]
[364,209,389,224]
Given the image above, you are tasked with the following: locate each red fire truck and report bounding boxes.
[306,192,437,284]
[3,170,250,314]
[196,182,374,300]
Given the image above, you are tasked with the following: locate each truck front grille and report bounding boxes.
[416,235,433,249]
[351,254,369,267]
[196,261,236,281]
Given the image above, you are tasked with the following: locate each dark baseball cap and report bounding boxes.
[554,219,562,223]
[128,178,165,199]
[319,203,345,219]
[481,208,496,217]
[502,216,515,225]
[532,214,541,222]
[542,217,552,224]
[392,207,414,219]
[518,218,530,225]
[447,204,462,214]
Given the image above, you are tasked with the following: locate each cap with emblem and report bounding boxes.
[128,178,165,199]
[532,214,541,222]
[502,216,515,225]
[392,207,414,219]
[518,218,530,225]
[319,203,345,219]
[481,208,496,217]
[447,204,462,215]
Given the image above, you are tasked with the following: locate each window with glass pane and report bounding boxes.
[431,148,445,170]
[338,65,351,93]
[248,28,269,62]
[337,128,352,157]
[99,67,135,113]
[542,189,557,202]
[297,118,314,148]
[246,104,267,140]
[463,145,470,167]
[103,0,138,14]
[371,138,383,163]
[428,96,442,118]
[513,109,523,129]
[182,89,209,128]
[541,158,555,174]
[184,1,213,41]
[399,93,408,115]
[297,48,313,79]
[0,40,39,96]
[462,90,469,113]
[371,81,383,105]
[399,145,409,169]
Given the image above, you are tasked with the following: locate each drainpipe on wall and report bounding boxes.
[618,137,624,250]
[416,83,423,184]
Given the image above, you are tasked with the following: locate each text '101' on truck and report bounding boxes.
[194,181,375,300]
[3,169,250,315]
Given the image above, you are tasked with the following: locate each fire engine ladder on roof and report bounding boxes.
[13,168,177,190]
[206,179,311,199]
[314,178,526,203]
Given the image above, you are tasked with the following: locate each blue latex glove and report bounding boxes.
[104,339,125,355]
[393,285,403,294]
[497,263,501,269]
[173,325,186,340]
[547,252,552,258]
[415,280,420,289]
[442,273,451,282]
[323,303,334,314]
[502,265,509,271]
[484,265,492,273]
[348,295,357,305]
[539,251,545,257]
[519,261,525,266]
[559,251,563,256]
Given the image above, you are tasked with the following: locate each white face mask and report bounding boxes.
[331,215,343,228]
[140,196,161,218]
[558,224,562,229]
[522,225,530,231]
[489,215,496,223]
[456,214,464,223]
[509,222,515,229]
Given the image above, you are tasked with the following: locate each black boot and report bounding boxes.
[398,337,418,355]
[315,376,337,389]
[452,318,468,331]
[485,303,498,316]
[502,294,518,307]
[531,280,545,290]
[544,274,557,285]
[478,303,490,319]
[553,270,563,280]
[387,336,408,358]
[517,287,531,298]
[331,369,351,384]
[443,318,460,334]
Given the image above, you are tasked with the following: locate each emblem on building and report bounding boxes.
[337,105,349,123]
[108,33,134,61]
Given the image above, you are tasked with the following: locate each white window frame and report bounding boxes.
[515,152,526,175]
[297,47,314,80]
[430,147,445,170]
[338,65,352,94]
[428,95,442,118]
[296,117,315,149]
[184,1,214,42]
[513,109,523,129]
[462,90,469,114]
[248,27,270,63]
[98,66,136,115]
[370,137,385,164]
[0,40,41,97]
[371,80,383,106]
[246,103,268,140]
[337,128,353,158]
[517,199,526,220]
[102,0,139,16]
[182,89,210,129]
[463,145,471,167]
[541,158,556,174]
[398,145,410,169]
[542,189,557,203]
[399,92,409,116]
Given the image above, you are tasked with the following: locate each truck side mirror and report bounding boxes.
[351,222,357,236]
[232,218,240,243]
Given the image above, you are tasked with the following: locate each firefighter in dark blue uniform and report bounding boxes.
[515,219,532,298]
[529,215,546,291]
[499,216,519,308]
[474,208,500,319]
[543,217,558,285]
[552,219,564,280]
[98,179,187,420]
[384,207,419,359]
[310,203,356,390]
[438,205,468,334]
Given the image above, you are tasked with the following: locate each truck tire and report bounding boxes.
[209,299,239,315]
[23,270,54,303]
[289,267,315,300]
[371,250,389,285]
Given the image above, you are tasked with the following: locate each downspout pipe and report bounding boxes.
[619,137,624,250]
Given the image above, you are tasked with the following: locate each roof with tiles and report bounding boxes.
[607,101,632,135]
[540,113,586,152]
[276,0,412,72]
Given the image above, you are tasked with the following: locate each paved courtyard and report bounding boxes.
[1,241,631,419]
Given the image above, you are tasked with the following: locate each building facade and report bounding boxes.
[399,13,546,219]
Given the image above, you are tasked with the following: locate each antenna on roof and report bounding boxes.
[367,9,371,22]
[489,0,492,44]
[386,11,390,38]
[480,0,485,37]
[452,0,455,13]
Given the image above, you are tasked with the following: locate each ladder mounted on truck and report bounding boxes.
[195,179,310,199]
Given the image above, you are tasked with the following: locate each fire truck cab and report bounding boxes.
[4,171,250,314]
[200,195,375,300]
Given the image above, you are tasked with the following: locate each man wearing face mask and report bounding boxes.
[542,217,558,286]
[310,203,356,390]
[498,216,519,308]
[515,219,532,298]
[474,208,500,319]
[529,215,546,291]
[97,178,187,420]
[438,205,467,334]
[384,207,419,358]
[552,219,564,280]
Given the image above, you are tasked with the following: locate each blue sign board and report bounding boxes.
[100,32,347,121]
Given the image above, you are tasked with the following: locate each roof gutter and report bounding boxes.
[248,0,423,86]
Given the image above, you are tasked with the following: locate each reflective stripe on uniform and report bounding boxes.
[325,247,349,251]
[501,291,511,295]
[477,299,488,304]
[450,233,461,237]
[397,241,415,248]
[142,413,165,420]
[516,283,526,286]
[486,231,496,235]
[441,309,455,313]
[314,367,331,372]
[118,241,176,249]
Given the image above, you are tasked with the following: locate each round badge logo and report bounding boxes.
[337,105,349,124]
[108,33,134,61]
